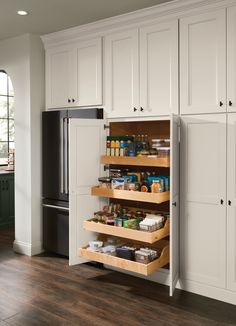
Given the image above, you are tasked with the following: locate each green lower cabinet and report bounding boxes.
[0,173,14,229]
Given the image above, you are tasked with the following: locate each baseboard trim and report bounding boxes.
[177,279,236,305]
[13,240,43,256]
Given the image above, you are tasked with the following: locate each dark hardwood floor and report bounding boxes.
[0,229,236,326]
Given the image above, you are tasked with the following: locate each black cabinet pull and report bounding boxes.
[229,100,233,106]
[140,107,144,112]
[172,202,177,207]
[219,101,223,107]
[68,99,71,103]
[220,199,224,205]
[134,107,137,112]
[228,200,232,206]
[72,98,75,103]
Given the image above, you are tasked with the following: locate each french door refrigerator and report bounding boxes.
[42,108,103,256]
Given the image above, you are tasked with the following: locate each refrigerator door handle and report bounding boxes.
[60,118,64,194]
[42,203,69,211]
[64,118,69,195]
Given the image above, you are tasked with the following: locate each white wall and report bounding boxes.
[0,34,45,255]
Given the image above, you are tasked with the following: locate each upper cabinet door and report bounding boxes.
[180,10,226,114]
[227,6,236,112]
[46,45,74,109]
[104,29,139,118]
[140,20,178,116]
[73,38,102,107]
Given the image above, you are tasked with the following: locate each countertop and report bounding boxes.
[0,170,14,175]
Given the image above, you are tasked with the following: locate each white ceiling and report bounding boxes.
[0,0,174,41]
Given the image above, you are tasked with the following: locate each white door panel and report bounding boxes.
[104,29,139,118]
[74,38,102,106]
[227,6,236,112]
[180,10,226,114]
[69,119,105,265]
[46,46,73,109]
[227,113,236,291]
[140,20,178,116]
[170,115,179,295]
[180,115,226,288]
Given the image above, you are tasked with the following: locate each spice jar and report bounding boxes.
[151,180,163,193]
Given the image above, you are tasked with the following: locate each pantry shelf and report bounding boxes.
[100,155,170,167]
[79,240,169,276]
[91,186,170,204]
[83,218,170,243]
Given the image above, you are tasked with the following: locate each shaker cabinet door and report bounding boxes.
[73,38,102,107]
[69,119,105,266]
[46,45,74,109]
[180,10,226,114]
[139,20,178,116]
[104,29,139,118]
[227,113,236,291]
[180,115,227,288]
[170,115,179,295]
[227,6,236,112]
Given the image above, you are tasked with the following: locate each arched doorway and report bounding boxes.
[0,70,15,240]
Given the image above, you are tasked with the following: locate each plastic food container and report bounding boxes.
[88,240,103,251]
[98,177,111,188]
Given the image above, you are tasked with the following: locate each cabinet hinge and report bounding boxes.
[104,124,110,130]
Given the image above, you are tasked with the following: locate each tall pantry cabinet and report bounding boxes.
[180,4,236,300]
[69,116,180,296]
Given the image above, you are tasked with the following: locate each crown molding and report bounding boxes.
[41,0,235,49]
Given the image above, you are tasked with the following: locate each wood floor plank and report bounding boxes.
[0,228,236,326]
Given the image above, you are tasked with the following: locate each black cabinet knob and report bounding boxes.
[229,100,233,106]
[220,199,224,205]
[72,99,75,103]
[219,101,223,107]
[228,200,232,206]
[172,202,177,207]
[68,99,71,103]
[140,107,144,112]
[134,107,137,112]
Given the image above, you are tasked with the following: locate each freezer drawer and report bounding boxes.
[43,203,69,257]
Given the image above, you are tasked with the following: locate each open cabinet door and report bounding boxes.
[170,114,179,295]
[69,119,105,265]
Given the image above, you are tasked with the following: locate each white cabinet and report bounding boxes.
[69,119,105,265]
[69,116,179,295]
[180,10,226,114]
[46,38,102,109]
[227,113,236,291]
[46,45,74,109]
[104,21,178,118]
[180,115,227,288]
[104,29,139,118]
[140,21,178,116]
[227,6,236,112]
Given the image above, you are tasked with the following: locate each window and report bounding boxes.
[0,70,14,165]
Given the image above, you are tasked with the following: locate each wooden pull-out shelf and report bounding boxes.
[79,240,169,276]
[101,155,170,167]
[91,186,170,204]
[83,218,169,244]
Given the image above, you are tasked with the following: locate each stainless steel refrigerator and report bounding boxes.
[42,108,103,256]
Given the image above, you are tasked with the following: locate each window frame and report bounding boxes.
[0,70,14,166]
